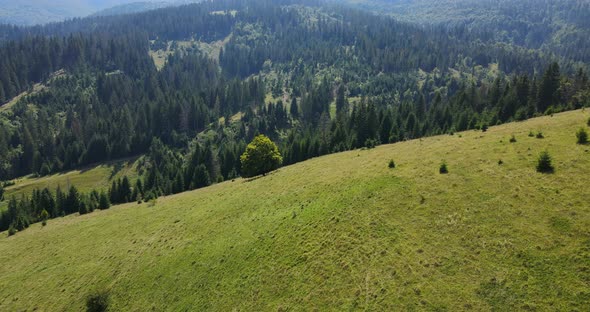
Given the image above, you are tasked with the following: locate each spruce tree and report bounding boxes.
[66,186,81,215]
[98,191,111,210]
[536,151,554,173]
[290,97,299,118]
[537,62,561,113]
[120,176,132,203]
[192,165,211,189]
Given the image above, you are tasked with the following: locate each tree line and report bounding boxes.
[0,0,589,234]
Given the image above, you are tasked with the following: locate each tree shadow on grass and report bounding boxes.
[243,169,280,182]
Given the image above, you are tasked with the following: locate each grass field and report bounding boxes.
[0,157,140,212]
[1,110,589,310]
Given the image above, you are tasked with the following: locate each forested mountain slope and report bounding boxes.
[343,0,590,63]
[1,109,589,310]
[0,0,589,233]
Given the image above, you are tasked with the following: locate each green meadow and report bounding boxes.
[0,109,589,311]
[0,158,139,212]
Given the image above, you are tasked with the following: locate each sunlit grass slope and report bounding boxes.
[0,157,140,212]
[1,110,589,311]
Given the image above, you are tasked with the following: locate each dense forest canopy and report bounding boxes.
[342,0,590,63]
[0,0,589,231]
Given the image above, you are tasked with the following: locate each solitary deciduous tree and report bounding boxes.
[240,135,283,178]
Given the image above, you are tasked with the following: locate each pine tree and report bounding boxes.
[99,191,111,210]
[290,97,299,119]
[335,84,349,115]
[537,62,561,113]
[120,176,132,203]
[536,151,554,173]
[66,186,81,215]
[192,164,211,189]
[109,180,118,204]
[173,172,185,194]
[55,186,66,216]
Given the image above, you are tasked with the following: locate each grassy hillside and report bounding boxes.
[0,157,140,212]
[1,110,589,310]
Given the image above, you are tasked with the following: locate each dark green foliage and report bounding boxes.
[528,131,535,137]
[481,124,489,132]
[587,117,590,127]
[109,176,132,204]
[536,151,555,173]
[536,132,545,139]
[537,63,562,113]
[78,200,90,215]
[576,128,588,144]
[7,226,16,236]
[388,160,396,169]
[439,162,449,174]
[241,135,283,178]
[172,173,184,194]
[498,159,504,165]
[192,165,211,189]
[98,191,110,210]
[65,186,81,215]
[509,135,517,143]
[290,97,299,118]
[55,186,66,216]
[364,139,379,149]
[86,290,110,312]
[335,85,349,115]
[0,184,4,201]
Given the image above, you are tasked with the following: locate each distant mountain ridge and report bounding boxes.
[91,2,171,17]
[0,0,196,26]
[91,1,200,17]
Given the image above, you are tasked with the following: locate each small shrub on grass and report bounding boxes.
[528,131,534,137]
[481,124,488,132]
[536,151,554,173]
[7,226,16,236]
[509,135,517,143]
[388,160,396,169]
[576,128,588,144]
[86,290,110,312]
[536,132,544,139]
[498,159,504,165]
[439,162,449,174]
[40,209,49,227]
